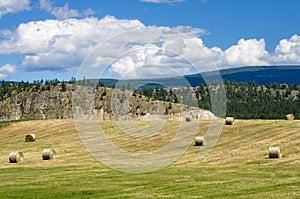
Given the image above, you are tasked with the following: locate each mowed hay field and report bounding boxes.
[0,119,299,198]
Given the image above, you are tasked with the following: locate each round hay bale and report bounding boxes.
[194,136,205,146]
[268,147,281,158]
[42,149,56,160]
[225,117,234,125]
[9,151,24,163]
[286,114,295,120]
[25,134,36,142]
[185,116,191,122]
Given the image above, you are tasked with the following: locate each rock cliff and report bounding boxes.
[0,84,216,121]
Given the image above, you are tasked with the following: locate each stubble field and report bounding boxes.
[0,119,299,198]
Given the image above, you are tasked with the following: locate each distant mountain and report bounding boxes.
[99,65,300,88]
[185,65,300,87]
[219,65,300,85]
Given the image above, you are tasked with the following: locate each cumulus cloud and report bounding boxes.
[39,0,94,20]
[224,38,269,66]
[105,31,300,79]
[1,13,300,79]
[0,0,31,19]
[0,64,16,79]
[140,0,185,4]
[271,35,300,64]
[0,15,211,76]
[110,44,192,78]
[83,27,211,78]
[0,16,145,71]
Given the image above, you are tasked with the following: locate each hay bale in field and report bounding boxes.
[286,114,295,120]
[25,134,36,142]
[185,116,191,122]
[9,151,24,163]
[225,117,234,125]
[268,147,281,158]
[42,149,56,160]
[194,136,205,146]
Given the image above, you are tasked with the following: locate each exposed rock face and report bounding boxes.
[0,91,72,120]
[0,87,216,121]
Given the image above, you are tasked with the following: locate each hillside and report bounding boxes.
[1,65,300,121]
[0,82,215,121]
[2,78,300,120]
[220,65,300,85]
[98,65,300,87]
[0,119,299,198]
[186,65,300,86]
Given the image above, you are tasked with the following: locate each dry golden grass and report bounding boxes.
[0,119,299,168]
[0,119,98,168]
[0,119,299,198]
[199,120,299,165]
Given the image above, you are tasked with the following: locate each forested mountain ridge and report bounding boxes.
[1,65,300,120]
[136,80,300,119]
[0,79,209,121]
[186,65,300,86]
[92,65,300,88]
[203,81,300,119]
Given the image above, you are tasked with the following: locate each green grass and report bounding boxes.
[0,118,40,129]
[0,120,17,129]
[0,164,298,198]
[0,119,299,198]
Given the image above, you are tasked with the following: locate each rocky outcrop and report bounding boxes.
[0,91,72,120]
[0,87,216,121]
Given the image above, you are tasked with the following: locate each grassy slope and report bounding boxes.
[0,119,299,198]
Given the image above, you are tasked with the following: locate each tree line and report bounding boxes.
[136,80,300,119]
[1,78,300,119]
[0,79,70,100]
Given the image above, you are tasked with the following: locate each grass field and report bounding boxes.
[0,119,299,198]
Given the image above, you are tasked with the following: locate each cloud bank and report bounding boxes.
[0,15,300,78]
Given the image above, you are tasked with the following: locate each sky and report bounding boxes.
[0,0,300,81]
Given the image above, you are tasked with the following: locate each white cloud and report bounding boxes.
[271,35,300,64]
[39,0,94,20]
[0,64,16,79]
[224,38,269,66]
[1,14,300,79]
[140,0,185,3]
[85,27,210,78]
[110,44,186,78]
[220,35,300,68]
[0,15,210,76]
[0,16,145,71]
[0,0,31,19]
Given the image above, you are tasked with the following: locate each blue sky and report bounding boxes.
[0,0,300,81]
